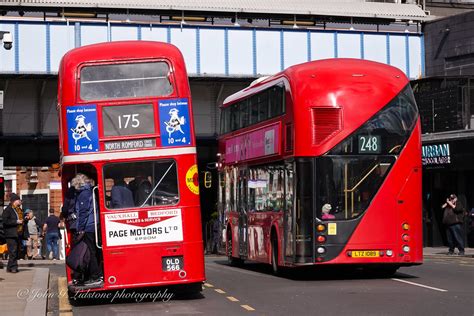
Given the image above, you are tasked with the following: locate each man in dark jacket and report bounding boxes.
[110,178,134,209]
[442,194,465,255]
[2,193,24,273]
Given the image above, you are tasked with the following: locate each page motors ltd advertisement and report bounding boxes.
[105,209,183,246]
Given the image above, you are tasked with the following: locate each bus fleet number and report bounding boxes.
[118,114,140,129]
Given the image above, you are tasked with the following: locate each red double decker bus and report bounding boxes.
[218,59,422,275]
[58,41,204,296]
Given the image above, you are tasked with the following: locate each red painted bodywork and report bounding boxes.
[58,41,205,291]
[220,59,422,267]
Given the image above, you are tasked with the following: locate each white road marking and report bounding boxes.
[391,278,448,292]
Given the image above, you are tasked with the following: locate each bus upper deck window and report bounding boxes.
[80,62,173,101]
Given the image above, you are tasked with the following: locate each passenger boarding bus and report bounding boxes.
[218,59,422,275]
[58,41,205,296]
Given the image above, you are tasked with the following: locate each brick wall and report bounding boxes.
[15,167,62,217]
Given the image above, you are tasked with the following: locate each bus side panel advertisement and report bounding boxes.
[225,123,280,163]
[66,104,100,154]
[158,98,191,147]
[105,209,184,246]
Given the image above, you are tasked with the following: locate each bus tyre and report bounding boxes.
[271,235,280,275]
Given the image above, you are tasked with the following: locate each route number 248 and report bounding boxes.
[359,135,380,153]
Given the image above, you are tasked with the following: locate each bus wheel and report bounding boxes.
[271,235,280,275]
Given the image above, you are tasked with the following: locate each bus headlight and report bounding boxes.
[402,245,410,253]
[386,250,393,257]
[317,247,326,254]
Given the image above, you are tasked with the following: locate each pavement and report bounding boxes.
[0,263,50,316]
[0,247,472,316]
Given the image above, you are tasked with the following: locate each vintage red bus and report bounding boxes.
[58,41,205,296]
[218,58,422,275]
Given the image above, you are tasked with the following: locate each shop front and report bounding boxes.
[422,135,474,247]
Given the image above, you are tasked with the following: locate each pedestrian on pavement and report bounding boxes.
[24,209,42,259]
[442,193,465,255]
[2,193,24,273]
[210,212,220,254]
[43,208,61,260]
[73,173,103,288]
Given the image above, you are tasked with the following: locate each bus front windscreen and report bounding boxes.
[80,61,173,101]
[103,159,179,210]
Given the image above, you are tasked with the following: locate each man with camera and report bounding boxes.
[442,194,465,256]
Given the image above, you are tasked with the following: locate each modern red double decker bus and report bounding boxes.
[58,41,205,296]
[218,59,422,275]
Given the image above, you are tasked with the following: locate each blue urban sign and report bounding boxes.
[158,98,191,147]
[422,143,450,165]
[66,104,99,154]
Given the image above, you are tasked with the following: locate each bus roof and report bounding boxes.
[222,58,408,107]
[61,41,184,66]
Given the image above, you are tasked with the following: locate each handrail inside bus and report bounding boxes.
[82,76,167,84]
[343,162,391,216]
[92,186,102,249]
[140,161,176,208]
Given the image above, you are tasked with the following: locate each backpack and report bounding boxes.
[66,240,90,273]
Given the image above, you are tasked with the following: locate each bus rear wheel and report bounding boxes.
[271,235,280,275]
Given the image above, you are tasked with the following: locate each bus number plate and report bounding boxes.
[352,250,380,258]
[162,256,184,272]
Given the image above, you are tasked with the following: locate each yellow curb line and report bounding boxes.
[58,277,73,314]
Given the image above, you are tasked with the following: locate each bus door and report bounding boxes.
[283,162,295,262]
[238,168,248,258]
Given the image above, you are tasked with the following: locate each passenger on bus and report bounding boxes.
[60,186,77,232]
[129,175,153,206]
[72,173,103,288]
[110,178,134,209]
[61,185,85,285]
[321,204,335,220]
